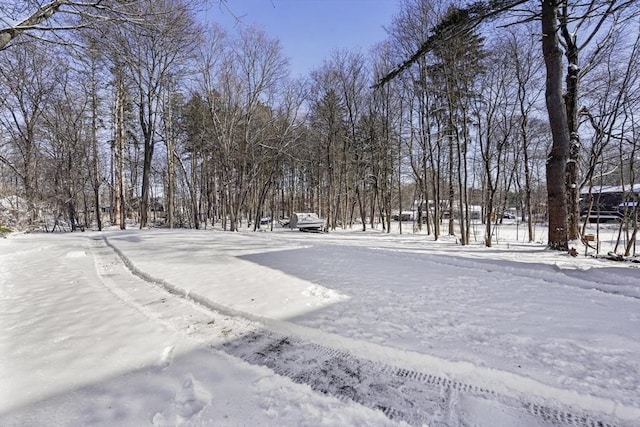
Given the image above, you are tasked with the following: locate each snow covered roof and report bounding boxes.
[580,184,640,195]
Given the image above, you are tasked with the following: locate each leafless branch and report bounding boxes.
[0,0,187,51]
[372,0,531,89]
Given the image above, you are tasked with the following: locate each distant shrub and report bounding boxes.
[0,224,12,238]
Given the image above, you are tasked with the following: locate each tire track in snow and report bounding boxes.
[90,235,634,427]
[88,236,257,344]
[220,330,626,427]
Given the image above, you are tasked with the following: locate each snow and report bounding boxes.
[581,183,640,194]
[1,223,639,426]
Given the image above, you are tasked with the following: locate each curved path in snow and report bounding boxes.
[90,234,638,427]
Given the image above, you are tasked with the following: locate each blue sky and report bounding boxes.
[205,0,401,77]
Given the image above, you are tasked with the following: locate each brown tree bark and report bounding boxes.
[114,72,127,230]
[542,0,569,250]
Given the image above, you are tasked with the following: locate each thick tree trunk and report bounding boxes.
[542,0,569,250]
[562,27,581,241]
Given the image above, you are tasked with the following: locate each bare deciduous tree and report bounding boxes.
[194,25,289,231]
[104,0,200,228]
[375,0,639,250]
[0,41,60,223]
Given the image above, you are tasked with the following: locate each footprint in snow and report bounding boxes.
[152,375,211,426]
[174,376,211,420]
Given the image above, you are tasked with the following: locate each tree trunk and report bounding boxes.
[140,140,153,229]
[542,0,569,250]
[90,58,102,231]
[447,130,455,236]
[165,93,176,229]
[114,72,126,230]
[523,135,534,243]
[191,152,200,229]
[562,25,581,241]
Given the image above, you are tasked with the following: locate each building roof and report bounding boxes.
[580,184,640,195]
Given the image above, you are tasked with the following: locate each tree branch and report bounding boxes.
[0,0,156,51]
[0,1,64,50]
[372,0,531,89]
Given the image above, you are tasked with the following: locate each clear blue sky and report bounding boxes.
[204,0,401,77]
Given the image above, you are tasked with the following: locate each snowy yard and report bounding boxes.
[1,225,639,426]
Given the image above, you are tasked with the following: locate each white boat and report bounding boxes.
[289,212,325,231]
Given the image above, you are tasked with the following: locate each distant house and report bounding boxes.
[580,184,639,222]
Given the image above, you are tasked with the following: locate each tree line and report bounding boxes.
[0,0,638,254]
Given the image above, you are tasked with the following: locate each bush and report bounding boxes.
[0,224,12,238]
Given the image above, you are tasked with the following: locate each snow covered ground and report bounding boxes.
[1,223,638,426]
